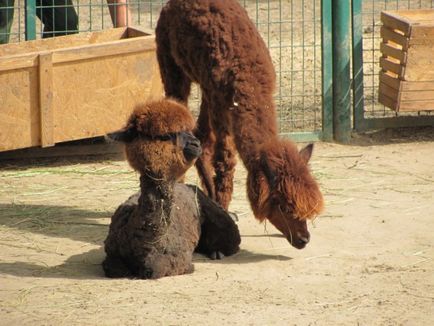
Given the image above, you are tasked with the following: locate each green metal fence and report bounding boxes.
[1,0,326,142]
[3,1,434,143]
[352,0,434,131]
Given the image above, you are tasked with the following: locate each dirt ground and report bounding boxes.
[0,127,433,325]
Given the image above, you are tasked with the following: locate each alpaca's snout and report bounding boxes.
[179,132,202,161]
[290,232,310,249]
[183,139,202,161]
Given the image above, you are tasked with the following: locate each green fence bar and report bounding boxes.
[331,0,351,143]
[321,0,333,141]
[25,0,36,40]
[351,0,365,131]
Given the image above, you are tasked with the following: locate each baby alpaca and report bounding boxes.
[102,99,240,279]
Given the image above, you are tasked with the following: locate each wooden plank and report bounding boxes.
[52,50,163,144]
[383,9,434,25]
[399,100,434,111]
[379,82,400,102]
[381,11,411,36]
[0,68,40,152]
[380,71,434,91]
[380,42,406,63]
[402,80,434,91]
[378,92,398,111]
[401,89,434,101]
[379,71,401,90]
[380,57,404,77]
[381,26,409,50]
[51,36,156,64]
[411,25,434,40]
[0,142,123,160]
[0,53,38,72]
[0,28,128,57]
[126,26,151,38]
[39,52,54,147]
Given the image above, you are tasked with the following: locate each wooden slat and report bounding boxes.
[39,52,54,147]
[379,92,398,111]
[402,80,434,91]
[379,82,400,102]
[381,26,409,50]
[379,71,401,90]
[0,142,123,160]
[51,36,156,64]
[0,27,128,57]
[380,57,404,77]
[0,53,38,72]
[126,26,151,38]
[401,89,434,101]
[399,100,434,111]
[380,42,406,63]
[411,25,434,40]
[380,71,434,91]
[381,11,411,36]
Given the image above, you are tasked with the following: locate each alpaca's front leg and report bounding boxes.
[102,255,132,278]
[209,96,237,210]
[195,95,217,200]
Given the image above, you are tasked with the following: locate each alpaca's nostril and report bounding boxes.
[183,141,202,161]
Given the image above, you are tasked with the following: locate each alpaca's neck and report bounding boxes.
[136,175,174,235]
[230,94,279,167]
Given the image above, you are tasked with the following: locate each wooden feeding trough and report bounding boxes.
[379,9,434,112]
[0,27,163,152]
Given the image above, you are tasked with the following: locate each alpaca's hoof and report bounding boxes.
[209,251,225,260]
[228,211,238,222]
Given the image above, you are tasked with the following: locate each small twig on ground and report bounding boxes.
[305,254,332,261]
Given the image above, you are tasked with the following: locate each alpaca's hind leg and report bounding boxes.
[209,97,237,210]
[194,186,241,259]
[195,95,217,200]
[155,23,191,103]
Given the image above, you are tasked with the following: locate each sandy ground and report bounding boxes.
[0,128,433,325]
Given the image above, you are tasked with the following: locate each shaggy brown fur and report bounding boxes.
[156,0,324,249]
[102,99,240,279]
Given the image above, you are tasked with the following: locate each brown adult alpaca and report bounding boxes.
[156,0,324,249]
[102,99,240,279]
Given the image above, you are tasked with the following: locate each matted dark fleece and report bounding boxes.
[102,99,240,279]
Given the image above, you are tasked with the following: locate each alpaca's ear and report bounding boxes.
[299,143,314,164]
[260,152,277,188]
[106,127,137,143]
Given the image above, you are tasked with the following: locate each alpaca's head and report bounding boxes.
[108,99,201,181]
[247,139,324,249]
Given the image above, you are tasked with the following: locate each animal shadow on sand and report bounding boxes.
[0,248,292,280]
[0,204,292,279]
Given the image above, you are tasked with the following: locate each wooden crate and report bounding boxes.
[379,9,434,112]
[0,27,163,152]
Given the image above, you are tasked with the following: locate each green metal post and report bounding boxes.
[25,0,36,40]
[332,0,352,143]
[352,0,365,131]
[321,0,333,141]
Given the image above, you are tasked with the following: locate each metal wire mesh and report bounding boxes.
[1,0,323,134]
[362,0,434,119]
